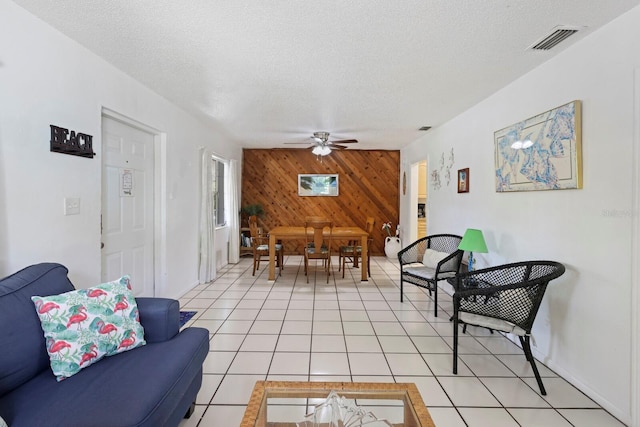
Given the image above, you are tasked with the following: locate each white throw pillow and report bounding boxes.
[422,249,449,269]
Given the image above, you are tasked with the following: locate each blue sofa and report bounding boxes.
[0,263,210,427]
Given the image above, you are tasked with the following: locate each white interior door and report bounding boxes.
[101,117,155,297]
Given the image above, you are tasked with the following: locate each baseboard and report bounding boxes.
[538,352,631,426]
[502,327,629,424]
[170,280,202,300]
[436,283,631,424]
[501,332,630,424]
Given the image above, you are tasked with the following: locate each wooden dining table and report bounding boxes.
[268,226,370,281]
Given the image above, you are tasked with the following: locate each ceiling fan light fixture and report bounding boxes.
[312,145,331,156]
[313,131,330,142]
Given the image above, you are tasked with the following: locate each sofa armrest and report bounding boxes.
[136,297,180,343]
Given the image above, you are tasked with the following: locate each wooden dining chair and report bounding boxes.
[338,217,375,278]
[249,215,283,276]
[304,218,333,283]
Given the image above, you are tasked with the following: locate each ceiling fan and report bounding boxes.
[285,131,358,156]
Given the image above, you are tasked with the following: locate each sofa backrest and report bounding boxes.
[0,263,74,396]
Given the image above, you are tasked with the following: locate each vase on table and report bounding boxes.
[384,236,402,259]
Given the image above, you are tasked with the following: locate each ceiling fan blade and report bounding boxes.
[331,139,358,144]
[330,144,348,149]
[284,141,313,145]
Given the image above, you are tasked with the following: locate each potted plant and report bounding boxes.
[382,222,401,259]
[240,204,265,226]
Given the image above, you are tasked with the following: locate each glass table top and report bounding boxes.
[240,381,435,427]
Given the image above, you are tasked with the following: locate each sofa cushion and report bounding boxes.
[31,276,146,381]
[403,265,436,280]
[459,312,526,336]
[0,327,209,427]
[422,248,450,269]
[0,263,74,397]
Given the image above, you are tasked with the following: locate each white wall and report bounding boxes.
[0,0,242,298]
[401,6,640,423]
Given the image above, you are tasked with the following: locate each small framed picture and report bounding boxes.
[457,168,469,193]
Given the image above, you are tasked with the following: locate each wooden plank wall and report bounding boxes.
[241,149,400,255]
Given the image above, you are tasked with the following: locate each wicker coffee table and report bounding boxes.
[240,381,435,427]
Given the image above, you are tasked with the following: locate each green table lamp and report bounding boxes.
[458,228,488,271]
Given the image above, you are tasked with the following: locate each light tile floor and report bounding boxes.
[178,256,626,427]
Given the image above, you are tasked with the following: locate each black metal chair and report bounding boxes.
[452,260,565,395]
[397,234,463,317]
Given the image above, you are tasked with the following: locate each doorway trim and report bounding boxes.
[409,162,419,243]
[631,68,640,427]
[408,159,429,243]
[101,107,167,297]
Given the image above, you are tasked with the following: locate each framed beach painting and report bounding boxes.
[494,100,582,192]
[298,174,339,196]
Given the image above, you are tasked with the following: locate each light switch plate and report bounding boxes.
[64,197,80,215]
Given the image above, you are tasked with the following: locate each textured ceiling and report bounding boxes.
[12,0,640,150]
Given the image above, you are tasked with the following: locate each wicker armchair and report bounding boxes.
[397,234,463,317]
[452,260,565,395]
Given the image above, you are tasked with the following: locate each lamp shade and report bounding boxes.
[458,229,488,253]
[312,145,332,156]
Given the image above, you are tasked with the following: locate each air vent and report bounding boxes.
[528,26,580,51]
[418,126,431,131]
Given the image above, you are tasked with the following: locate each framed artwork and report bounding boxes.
[402,171,407,195]
[457,168,469,193]
[298,174,339,196]
[494,100,582,192]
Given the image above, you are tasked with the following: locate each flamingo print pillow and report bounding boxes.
[31,275,146,381]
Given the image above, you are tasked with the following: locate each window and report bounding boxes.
[212,158,226,227]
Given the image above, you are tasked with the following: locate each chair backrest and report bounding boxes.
[398,234,462,267]
[248,215,266,250]
[248,215,260,238]
[427,234,462,253]
[455,260,565,332]
[305,219,333,254]
[364,217,375,234]
[304,216,329,224]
